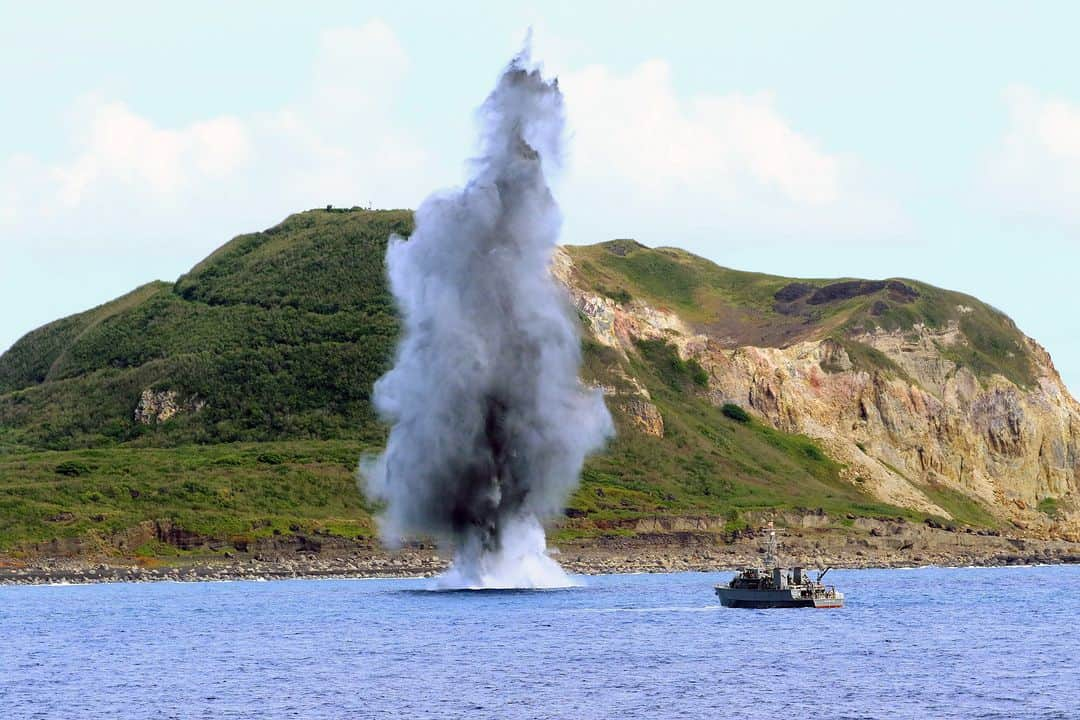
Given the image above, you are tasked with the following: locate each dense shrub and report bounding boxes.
[721,404,750,423]
[55,461,91,477]
[635,339,710,391]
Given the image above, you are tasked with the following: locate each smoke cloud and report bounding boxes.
[360,47,614,588]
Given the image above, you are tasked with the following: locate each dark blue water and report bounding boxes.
[2,566,1078,719]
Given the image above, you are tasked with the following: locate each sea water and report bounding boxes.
[2,565,1077,719]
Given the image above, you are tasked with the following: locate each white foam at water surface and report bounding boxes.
[431,515,581,590]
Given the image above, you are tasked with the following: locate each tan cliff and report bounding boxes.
[553,247,1080,540]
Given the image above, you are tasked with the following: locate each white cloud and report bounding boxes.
[557,60,897,246]
[0,19,428,257]
[53,98,251,206]
[987,85,1080,228]
[1,27,895,266]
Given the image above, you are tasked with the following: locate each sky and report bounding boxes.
[2,1,1079,389]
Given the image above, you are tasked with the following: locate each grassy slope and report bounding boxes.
[0,441,377,555]
[0,211,1031,557]
[0,282,170,393]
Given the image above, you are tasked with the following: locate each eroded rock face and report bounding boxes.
[622,397,664,437]
[134,389,205,425]
[553,248,1080,538]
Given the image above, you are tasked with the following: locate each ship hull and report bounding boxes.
[811,597,844,609]
[715,587,843,609]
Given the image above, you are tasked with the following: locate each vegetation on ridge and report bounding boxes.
[565,239,1035,387]
[0,210,411,449]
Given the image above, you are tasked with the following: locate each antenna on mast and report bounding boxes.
[764,520,778,570]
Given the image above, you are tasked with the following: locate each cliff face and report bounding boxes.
[555,247,1080,539]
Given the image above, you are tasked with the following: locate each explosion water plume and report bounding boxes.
[360,48,614,589]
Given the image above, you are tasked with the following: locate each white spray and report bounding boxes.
[360,47,614,589]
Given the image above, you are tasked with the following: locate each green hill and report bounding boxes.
[0,209,411,450]
[0,208,1040,557]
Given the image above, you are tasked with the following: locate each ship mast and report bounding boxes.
[764,520,778,570]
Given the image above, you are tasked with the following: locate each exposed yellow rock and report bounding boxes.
[621,397,665,437]
[553,247,1080,536]
[134,389,206,425]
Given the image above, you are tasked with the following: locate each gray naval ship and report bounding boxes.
[715,522,844,609]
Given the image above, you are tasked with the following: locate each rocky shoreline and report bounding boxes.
[3,520,1079,586]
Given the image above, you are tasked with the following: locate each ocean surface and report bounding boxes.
[2,565,1078,719]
